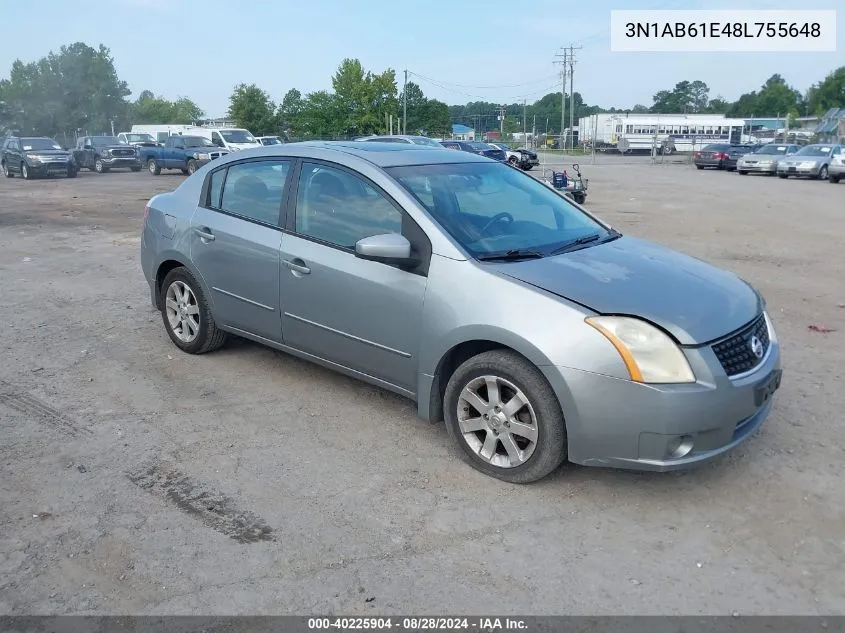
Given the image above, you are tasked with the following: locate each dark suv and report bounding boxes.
[2,136,77,179]
[440,140,507,161]
[73,135,141,173]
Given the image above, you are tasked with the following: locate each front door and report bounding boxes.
[278,161,429,392]
[189,158,292,342]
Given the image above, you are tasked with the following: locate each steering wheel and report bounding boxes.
[479,212,514,236]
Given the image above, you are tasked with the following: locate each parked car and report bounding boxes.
[141,141,782,483]
[736,143,802,175]
[694,144,740,170]
[73,136,141,173]
[256,136,284,146]
[440,140,507,161]
[487,142,540,171]
[1,136,77,179]
[722,144,763,171]
[828,152,845,183]
[139,135,229,176]
[777,144,844,180]
[358,135,444,148]
[117,132,159,148]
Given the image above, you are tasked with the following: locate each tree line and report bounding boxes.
[1,42,843,141]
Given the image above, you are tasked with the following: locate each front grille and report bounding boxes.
[712,314,770,377]
[113,149,135,157]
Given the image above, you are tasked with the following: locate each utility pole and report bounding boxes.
[532,114,536,149]
[498,105,506,138]
[553,49,567,150]
[566,45,582,150]
[523,100,527,144]
[403,69,408,135]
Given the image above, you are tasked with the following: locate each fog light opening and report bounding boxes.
[666,435,694,460]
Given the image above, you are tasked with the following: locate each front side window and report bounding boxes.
[387,161,611,259]
[294,162,403,248]
[211,132,224,147]
[219,160,290,225]
[92,137,119,147]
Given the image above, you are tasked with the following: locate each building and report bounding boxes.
[814,108,845,143]
[451,124,475,141]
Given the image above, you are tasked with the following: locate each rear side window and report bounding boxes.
[207,168,225,209]
[219,160,290,226]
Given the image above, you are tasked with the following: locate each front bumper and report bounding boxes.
[541,328,782,472]
[102,156,141,168]
[28,160,76,175]
[737,161,777,173]
[778,164,822,176]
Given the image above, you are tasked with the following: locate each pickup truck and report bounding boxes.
[138,135,229,176]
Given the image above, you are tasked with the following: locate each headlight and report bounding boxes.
[800,161,817,168]
[758,160,772,165]
[25,153,42,163]
[196,152,210,160]
[585,316,695,384]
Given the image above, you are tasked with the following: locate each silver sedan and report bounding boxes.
[777,143,844,179]
[737,143,801,175]
[140,142,782,483]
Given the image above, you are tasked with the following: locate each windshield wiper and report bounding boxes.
[477,249,545,262]
[549,233,602,255]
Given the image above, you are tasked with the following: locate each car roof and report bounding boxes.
[219,140,490,167]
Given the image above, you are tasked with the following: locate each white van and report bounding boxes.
[130,124,195,144]
[186,127,260,152]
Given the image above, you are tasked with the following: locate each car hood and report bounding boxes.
[489,236,762,345]
[783,156,826,164]
[740,153,783,161]
[97,145,136,151]
[28,149,71,157]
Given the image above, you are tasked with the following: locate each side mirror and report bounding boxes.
[84,144,93,150]
[354,233,417,266]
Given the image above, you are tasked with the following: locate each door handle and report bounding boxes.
[194,227,215,241]
[283,258,311,274]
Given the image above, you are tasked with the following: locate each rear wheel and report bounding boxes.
[829,174,840,184]
[148,158,161,175]
[443,350,567,484]
[160,267,227,354]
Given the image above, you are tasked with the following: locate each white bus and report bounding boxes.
[579,114,747,153]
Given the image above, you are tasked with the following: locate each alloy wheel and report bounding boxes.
[165,280,201,343]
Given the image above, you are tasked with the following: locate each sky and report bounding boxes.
[2,0,842,117]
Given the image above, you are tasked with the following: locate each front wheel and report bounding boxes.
[817,165,828,180]
[160,267,227,354]
[66,168,77,178]
[148,158,161,175]
[186,159,199,175]
[443,350,567,483]
[2,162,12,178]
[21,162,31,179]
[508,156,519,167]
[738,170,748,175]
[830,174,841,184]
[778,173,788,179]
[94,158,107,173]
[696,165,704,170]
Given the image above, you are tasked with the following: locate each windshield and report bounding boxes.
[386,161,611,258]
[92,136,120,147]
[262,137,283,145]
[220,129,256,144]
[754,144,790,155]
[796,145,833,157]
[703,144,730,151]
[21,138,62,151]
[468,142,493,151]
[181,136,215,148]
[496,143,512,150]
[125,134,155,143]
[411,137,444,147]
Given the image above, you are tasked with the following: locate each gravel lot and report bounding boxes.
[1,159,843,616]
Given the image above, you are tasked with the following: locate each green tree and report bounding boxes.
[298,90,340,138]
[227,83,276,135]
[651,80,710,113]
[727,74,803,117]
[807,66,845,115]
[419,99,451,136]
[276,88,304,138]
[0,42,130,135]
[131,90,204,124]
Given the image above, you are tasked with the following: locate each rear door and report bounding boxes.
[189,158,293,342]
[5,139,22,173]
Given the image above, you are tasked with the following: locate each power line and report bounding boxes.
[408,71,561,90]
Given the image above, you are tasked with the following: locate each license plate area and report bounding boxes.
[754,369,782,406]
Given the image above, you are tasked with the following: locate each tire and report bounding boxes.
[778,174,788,179]
[186,159,198,175]
[67,168,77,178]
[160,267,227,354]
[817,165,828,180]
[147,158,161,175]
[21,162,31,180]
[696,165,704,170]
[130,166,141,172]
[2,162,12,178]
[573,192,586,204]
[508,156,519,167]
[94,158,107,173]
[521,164,533,171]
[443,350,567,483]
[830,174,840,183]
[738,170,748,175]
[181,168,189,175]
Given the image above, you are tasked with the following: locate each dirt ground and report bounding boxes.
[1,158,843,616]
